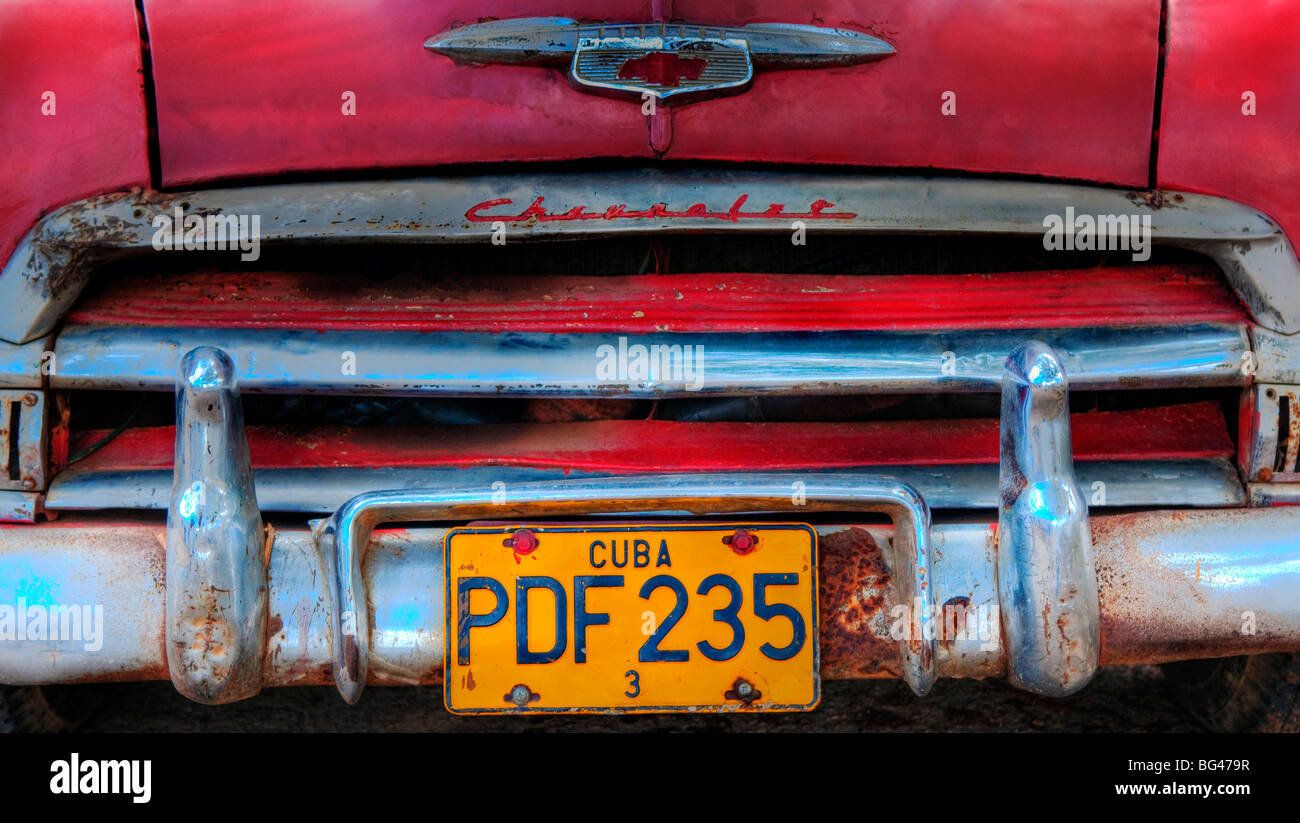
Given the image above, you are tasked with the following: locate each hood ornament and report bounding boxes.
[425,17,894,105]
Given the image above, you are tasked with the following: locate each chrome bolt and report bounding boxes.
[21,393,37,406]
[735,679,754,698]
[509,684,532,707]
[20,478,34,490]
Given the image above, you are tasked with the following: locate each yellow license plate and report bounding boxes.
[444,522,819,714]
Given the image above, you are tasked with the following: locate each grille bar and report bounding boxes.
[49,323,1251,396]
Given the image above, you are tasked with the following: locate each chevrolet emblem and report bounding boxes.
[425,17,895,105]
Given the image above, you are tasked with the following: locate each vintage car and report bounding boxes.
[1,0,1297,731]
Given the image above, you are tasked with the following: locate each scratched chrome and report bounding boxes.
[165,347,267,704]
[997,342,1099,696]
[49,324,1249,396]
[0,490,40,523]
[1238,383,1300,484]
[1,171,1296,344]
[1246,482,1300,506]
[320,473,937,704]
[425,19,893,103]
[3,511,1299,689]
[0,389,47,492]
[44,459,1246,514]
[1093,507,1300,665]
[0,336,50,388]
[1252,327,1300,384]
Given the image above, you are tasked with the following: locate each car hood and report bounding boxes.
[144,0,1160,187]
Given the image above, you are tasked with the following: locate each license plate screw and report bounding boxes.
[723,529,758,554]
[503,528,540,556]
[507,684,538,707]
[725,677,761,705]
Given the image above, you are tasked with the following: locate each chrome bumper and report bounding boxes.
[1,342,1297,706]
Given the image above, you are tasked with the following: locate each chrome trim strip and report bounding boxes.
[1240,385,1286,483]
[165,348,267,704]
[44,459,1246,513]
[0,490,40,523]
[997,342,1098,696]
[0,389,48,492]
[569,32,755,103]
[0,336,50,388]
[48,324,1250,396]
[424,18,895,69]
[1246,482,1300,507]
[1251,327,1300,384]
[319,474,937,703]
[2,170,1295,344]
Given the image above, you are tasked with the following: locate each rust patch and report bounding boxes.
[343,635,361,681]
[1126,190,1168,210]
[522,398,643,422]
[939,595,971,649]
[263,524,276,568]
[817,527,900,679]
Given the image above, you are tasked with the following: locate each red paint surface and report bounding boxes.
[144,0,1160,187]
[1158,0,1300,259]
[68,402,1232,473]
[0,1,149,273]
[67,265,1246,332]
[618,52,707,87]
[667,0,1160,185]
[143,1,655,186]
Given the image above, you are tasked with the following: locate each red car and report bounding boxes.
[0,0,1297,732]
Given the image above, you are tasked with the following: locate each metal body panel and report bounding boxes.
[4,172,1292,345]
[142,1,1158,185]
[142,0,655,187]
[0,0,149,278]
[665,0,1158,183]
[1158,0,1300,292]
[48,324,1251,396]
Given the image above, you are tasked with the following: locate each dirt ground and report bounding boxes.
[80,665,1202,732]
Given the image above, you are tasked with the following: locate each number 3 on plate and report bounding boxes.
[624,669,640,698]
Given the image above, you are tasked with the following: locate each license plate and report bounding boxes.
[443,522,819,714]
